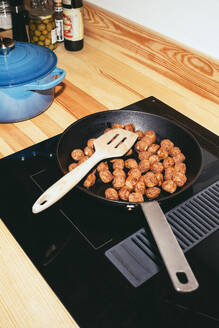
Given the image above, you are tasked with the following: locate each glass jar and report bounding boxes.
[29,8,57,50]
[0,0,12,30]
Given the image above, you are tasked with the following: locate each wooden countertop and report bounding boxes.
[0,2,218,327]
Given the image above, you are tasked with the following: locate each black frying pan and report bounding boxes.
[35,110,203,292]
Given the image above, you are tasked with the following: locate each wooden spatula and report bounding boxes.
[32,128,138,214]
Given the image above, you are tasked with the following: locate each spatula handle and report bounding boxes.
[32,152,103,214]
[141,201,199,293]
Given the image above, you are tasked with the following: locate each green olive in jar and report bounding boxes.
[38,23,46,31]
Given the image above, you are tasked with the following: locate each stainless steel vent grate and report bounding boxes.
[105,180,219,287]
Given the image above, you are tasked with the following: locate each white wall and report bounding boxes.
[88,0,219,59]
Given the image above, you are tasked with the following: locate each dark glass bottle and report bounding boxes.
[53,0,64,42]
[63,0,83,51]
[9,0,28,42]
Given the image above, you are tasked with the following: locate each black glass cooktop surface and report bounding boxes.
[0,97,218,328]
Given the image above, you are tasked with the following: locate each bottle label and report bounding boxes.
[55,19,64,42]
[63,7,83,41]
[0,13,12,30]
[51,28,57,44]
[62,0,71,5]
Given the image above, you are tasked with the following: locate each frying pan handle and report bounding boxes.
[141,201,199,293]
[32,152,103,214]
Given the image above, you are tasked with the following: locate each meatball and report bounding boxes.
[71,149,84,161]
[135,130,144,139]
[149,154,160,165]
[125,176,138,190]
[155,172,163,186]
[124,123,135,132]
[138,159,150,173]
[169,146,181,157]
[150,161,164,174]
[129,192,144,202]
[164,167,175,180]
[97,161,109,172]
[118,186,130,201]
[78,156,89,164]
[112,175,126,189]
[173,172,187,187]
[84,146,94,157]
[163,157,175,169]
[160,139,174,152]
[135,138,152,152]
[128,168,142,180]
[157,148,168,160]
[125,148,133,156]
[134,180,146,194]
[173,152,186,164]
[162,180,177,194]
[148,144,160,154]
[138,151,151,161]
[83,173,96,188]
[145,187,161,199]
[113,168,126,178]
[105,188,119,200]
[87,138,96,149]
[68,162,78,171]
[143,130,156,143]
[112,123,124,129]
[99,169,113,183]
[125,158,138,169]
[174,162,186,174]
[143,172,158,188]
[111,158,125,170]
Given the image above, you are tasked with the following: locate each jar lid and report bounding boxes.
[0,39,57,87]
[30,8,53,19]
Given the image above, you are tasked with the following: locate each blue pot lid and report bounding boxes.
[0,40,57,87]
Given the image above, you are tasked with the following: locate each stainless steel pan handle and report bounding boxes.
[141,201,199,293]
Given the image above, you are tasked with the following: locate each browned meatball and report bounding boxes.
[163,157,175,169]
[84,146,94,157]
[78,156,89,164]
[129,192,144,202]
[118,186,130,201]
[124,123,135,132]
[160,139,174,152]
[155,172,163,186]
[71,149,84,161]
[157,148,168,160]
[143,130,156,143]
[173,152,186,164]
[113,168,126,178]
[125,176,138,190]
[174,162,186,174]
[135,138,151,152]
[169,146,181,157]
[143,172,158,187]
[112,123,124,129]
[105,188,119,200]
[97,161,109,172]
[151,161,164,173]
[139,159,150,173]
[173,172,187,187]
[135,130,144,139]
[112,175,126,189]
[125,158,138,169]
[87,138,96,149]
[99,169,113,183]
[125,148,133,156]
[128,168,142,180]
[148,154,160,165]
[83,173,96,188]
[162,180,177,194]
[138,151,151,161]
[134,180,146,194]
[145,187,161,199]
[164,167,175,180]
[111,158,125,170]
[68,162,78,171]
[148,144,160,154]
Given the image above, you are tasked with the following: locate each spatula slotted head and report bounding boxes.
[94,128,138,158]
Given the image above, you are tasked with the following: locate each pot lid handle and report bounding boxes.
[0,38,15,56]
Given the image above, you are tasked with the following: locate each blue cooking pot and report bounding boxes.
[0,38,66,122]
